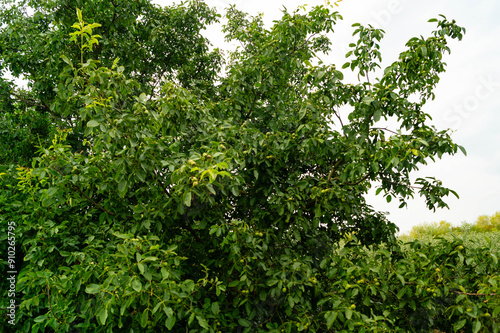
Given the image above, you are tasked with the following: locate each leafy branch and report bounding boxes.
[69,8,102,66]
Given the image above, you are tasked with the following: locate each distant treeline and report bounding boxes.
[403,211,500,238]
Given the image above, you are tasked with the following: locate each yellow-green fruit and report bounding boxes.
[282,287,287,292]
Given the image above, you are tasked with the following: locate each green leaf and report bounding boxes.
[472,320,481,333]
[87,120,100,127]
[165,315,176,330]
[161,267,169,279]
[298,106,307,121]
[118,179,128,195]
[85,284,100,294]
[493,306,500,318]
[163,306,174,317]
[397,287,405,299]
[211,302,220,315]
[238,318,252,327]
[361,96,374,105]
[231,186,239,196]
[453,319,466,331]
[373,109,382,122]
[345,308,353,319]
[188,313,195,326]
[184,191,192,207]
[458,145,467,156]
[76,8,82,22]
[197,316,210,329]
[131,279,142,292]
[141,309,149,328]
[34,315,48,323]
[99,308,108,325]
[325,311,337,329]
[60,55,73,66]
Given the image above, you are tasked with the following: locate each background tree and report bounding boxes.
[0,1,481,332]
[0,0,222,162]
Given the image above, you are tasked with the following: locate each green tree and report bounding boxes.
[1,1,470,332]
[0,0,222,163]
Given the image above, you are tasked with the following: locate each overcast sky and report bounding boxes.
[152,0,500,234]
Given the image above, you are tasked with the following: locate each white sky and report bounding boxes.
[153,0,500,234]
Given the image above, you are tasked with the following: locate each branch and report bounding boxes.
[343,172,370,186]
[333,108,347,139]
[295,33,318,52]
[327,159,342,183]
[371,127,399,136]
[52,166,116,216]
[378,178,423,190]
[46,282,62,323]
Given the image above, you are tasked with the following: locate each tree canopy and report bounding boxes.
[0,0,470,332]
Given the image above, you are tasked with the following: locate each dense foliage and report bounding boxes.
[1,0,494,332]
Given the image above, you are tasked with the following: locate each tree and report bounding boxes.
[0,0,222,164]
[0,1,468,331]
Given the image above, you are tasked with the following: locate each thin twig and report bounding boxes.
[371,127,399,135]
[47,282,61,323]
[343,172,370,186]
